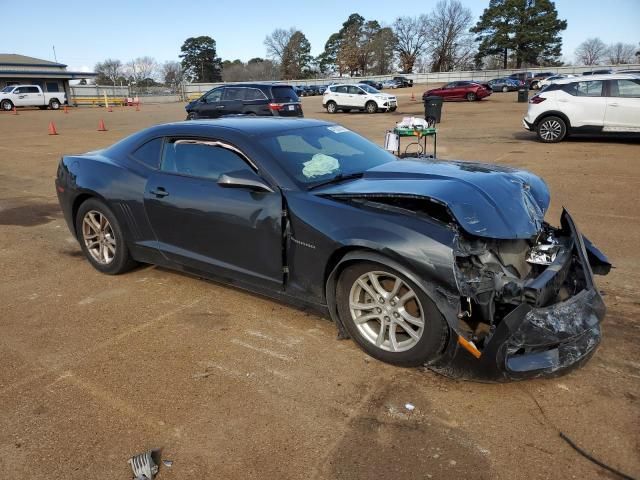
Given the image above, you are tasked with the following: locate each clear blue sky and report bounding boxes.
[2,0,638,71]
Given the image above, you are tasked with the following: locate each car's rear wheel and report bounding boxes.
[537,116,567,143]
[466,92,477,101]
[75,198,137,275]
[336,261,448,366]
[326,101,337,114]
[365,101,378,113]
[49,99,60,110]
[1,99,13,111]
[502,86,509,93]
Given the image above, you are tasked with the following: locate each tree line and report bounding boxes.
[94,0,638,87]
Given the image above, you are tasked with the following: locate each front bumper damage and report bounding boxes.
[430,209,610,381]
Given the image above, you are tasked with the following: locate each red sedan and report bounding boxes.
[423,81,492,102]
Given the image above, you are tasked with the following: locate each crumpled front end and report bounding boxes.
[430,209,610,381]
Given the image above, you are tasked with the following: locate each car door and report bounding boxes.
[195,87,225,118]
[560,80,606,128]
[604,78,640,131]
[348,85,367,108]
[143,137,283,287]
[441,82,457,99]
[11,87,31,106]
[221,87,245,115]
[334,85,349,107]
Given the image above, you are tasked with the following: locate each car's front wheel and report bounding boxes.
[502,86,509,93]
[537,115,567,143]
[1,99,13,111]
[186,112,197,120]
[75,198,137,275]
[466,92,477,101]
[365,101,378,114]
[326,101,337,114]
[336,261,448,366]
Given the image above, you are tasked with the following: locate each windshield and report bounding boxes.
[1,86,14,93]
[359,84,379,94]
[259,125,396,188]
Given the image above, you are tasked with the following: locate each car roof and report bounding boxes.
[553,73,638,83]
[153,117,333,136]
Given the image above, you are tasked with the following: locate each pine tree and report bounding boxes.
[471,0,567,68]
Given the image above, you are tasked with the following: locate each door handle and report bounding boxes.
[215,105,225,110]
[608,103,619,107]
[150,187,169,198]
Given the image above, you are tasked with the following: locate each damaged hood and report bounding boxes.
[316,159,550,239]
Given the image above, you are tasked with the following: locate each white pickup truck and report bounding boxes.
[0,85,66,111]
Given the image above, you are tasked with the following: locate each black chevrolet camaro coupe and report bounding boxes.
[55,118,611,381]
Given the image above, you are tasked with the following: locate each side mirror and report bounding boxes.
[218,170,274,193]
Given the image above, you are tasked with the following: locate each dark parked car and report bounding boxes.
[360,80,383,90]
[393,76,413,87]
[509,72,534,86]
[487,78,521,92]
[55,117,610,381]
[185,83,302,120]
[582,69,614,75]
[423,81,492,101]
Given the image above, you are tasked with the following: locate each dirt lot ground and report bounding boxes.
[1,88,638,480]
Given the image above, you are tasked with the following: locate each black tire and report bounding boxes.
[389,107,397,112]
[1,99,13,111]
[75,198,137,275]
[502,86,509,93]
[365,101,378,114]
[536,115,567,143]
[336,261,448,367]
[49,99,61,110]
[326,101,337,114]
[186,112,197,120]
[466,92,477,101]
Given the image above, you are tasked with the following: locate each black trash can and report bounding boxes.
[424,95,443,123]
[517,87,529,103]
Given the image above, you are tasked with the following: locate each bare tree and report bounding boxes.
[393,15,430,73]
[161,61,184,90]
[264,28,296,63]
[94,58,122,85]
[607,42,636,65]
[427,0,474,71]
[575,38,607,65]
[126,56,158,82]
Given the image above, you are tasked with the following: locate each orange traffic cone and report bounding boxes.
[411,92,416,101]
[97,119,107,131]
[12,106,18,115]
[107,105,113,112]
[48,121,58,135]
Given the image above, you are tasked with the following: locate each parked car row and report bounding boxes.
[294,85,328,97]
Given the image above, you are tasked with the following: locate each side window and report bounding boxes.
[348,86,362,95]
[161,140,253,180]
[131,138,163,169]
[46,82,60,92]
[444,83,456,89]
[335,86,348,94]
[245,88,267,101]
[612,79,640,98]
[204,88,223,103]
[28,87,40,93]
[575,81,603,97]
[13,87,22,94]
[223,87,245,101]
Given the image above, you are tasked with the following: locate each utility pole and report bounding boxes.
[52,45,57,62]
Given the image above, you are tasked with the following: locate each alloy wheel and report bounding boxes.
[349,271,425,352]
[539,119,562,141]
[82,210,116,265]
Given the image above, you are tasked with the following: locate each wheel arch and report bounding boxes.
[533,110,571,129]
[324,247,458,340]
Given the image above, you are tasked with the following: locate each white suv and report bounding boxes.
[523,73,640,142]
[323,84,397,114]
